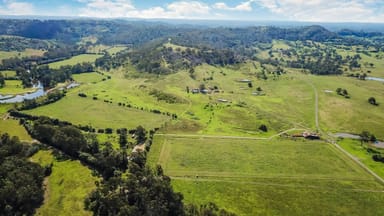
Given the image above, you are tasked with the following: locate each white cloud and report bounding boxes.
[78,0,136,18]
[255,0,384,22]
[79,0,210,19]
[213,1,255,12]
[0,0,34,15]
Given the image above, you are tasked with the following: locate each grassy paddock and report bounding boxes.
[338,138,384,178]
[147,136,384,215]
[24,89,171,130]
[48,54,102,69]
[0,70,16,77]
[0,80,35,95]
[31,150,98,216]
[72,72,105,84]
[0,119,32,141]
[0,48,45,60]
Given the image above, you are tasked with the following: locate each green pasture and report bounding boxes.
[48,54,102,69]
[24,87,171,130]
[0,70,16,77]
[72,72,105,84]
[31,150,98,216]
[338,138,384,178]
[0,48,45,60]
[310,75,384,137]
[0,119,32,141]
[106,46,127,55]
[337,48,384,78]
[148,136,384,215]
[173,179,384,216]
[149,136,370,178]
[0,80,35,94]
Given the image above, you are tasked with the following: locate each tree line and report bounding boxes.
[0,133,47,216]
[8,111,235,215]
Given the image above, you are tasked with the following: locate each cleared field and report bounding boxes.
[147,135,384,215]
[0,119,32,141]
[338,138,384,178]
[72,72,105,84]
[0,70,16,77]
[149,136,371,178]
[48,54,102,69]
[24,89,171,130]
[172,179,384,216]
[0,80,35,94]
[0,48,45,60]
[106,46,127,55]
[312,75,384,137]
[31,150,98,216]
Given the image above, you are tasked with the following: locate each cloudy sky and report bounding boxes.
[0,0,383,23]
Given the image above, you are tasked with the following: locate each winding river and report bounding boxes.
[0,82,45,104]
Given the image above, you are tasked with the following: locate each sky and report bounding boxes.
[0,0,383,23]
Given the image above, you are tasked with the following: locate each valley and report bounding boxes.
[0,19,384,216]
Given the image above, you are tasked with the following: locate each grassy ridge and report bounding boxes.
[48,54,102,69]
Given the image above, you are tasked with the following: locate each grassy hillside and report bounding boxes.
[48,54,102,69]
[31,150,98,216]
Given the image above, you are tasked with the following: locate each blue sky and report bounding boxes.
[0,0,383,23]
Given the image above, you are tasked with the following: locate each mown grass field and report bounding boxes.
[0,119,32,141]
[30,150,98,216]
[24,84,171,130]
[0,80,35,94]
[147,135,384,215]
[48,54,102,69]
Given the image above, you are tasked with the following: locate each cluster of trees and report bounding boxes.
[0,44,86,71]
[95,52,129,71]
[336,88,350,98]
[283,45,344,75]
[0,36,49,51]
[0,73,5,87]
[129,43,240,74]
[16,62,93,88]
[0,133,46,215]
[368,97,379,106]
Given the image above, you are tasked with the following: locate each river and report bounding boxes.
[366,77,384,82]
[0,82,45,104]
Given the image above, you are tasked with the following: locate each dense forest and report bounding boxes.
[0,133,46,216]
